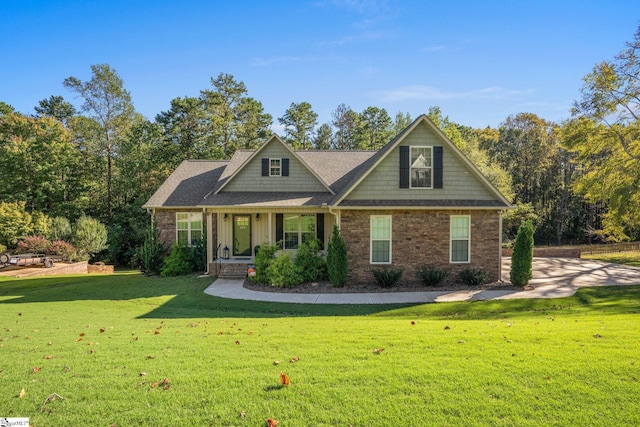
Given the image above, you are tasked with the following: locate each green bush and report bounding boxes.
[0,244,6,254]
[190,239,207,272]
[267,253,303,288]
[510,220,534,287]
[326,225,348,287]
[416,264,449,287]
[72,215,108,260]
[0,201,33,247]
[160,244,195,277]
[371,267,404,288]
[252,243,279,284]
[459,268,490,286]
[134,225,167,276]
[16,235,50,254]
[295,238,328,283]
[48,217,73,242]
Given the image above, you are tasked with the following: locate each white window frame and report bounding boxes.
[283,214,316,250]
[410,146,433,189]
[269,158,282,177]
[370,215,392,264]
[450,215,470,263]
[176,212,203,246]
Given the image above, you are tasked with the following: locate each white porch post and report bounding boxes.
[268,212,272,244]
[206,211,213,265]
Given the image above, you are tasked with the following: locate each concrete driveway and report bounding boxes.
[499,257,640,299]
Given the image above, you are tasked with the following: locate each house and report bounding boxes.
[143,115,512,283]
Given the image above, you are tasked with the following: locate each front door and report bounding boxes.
[233,214,252,256]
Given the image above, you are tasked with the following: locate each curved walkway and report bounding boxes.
[203,258,640,304]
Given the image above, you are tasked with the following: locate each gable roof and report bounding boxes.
[214,134,334,195]
[333,114,512,207]
[143,160,228,208]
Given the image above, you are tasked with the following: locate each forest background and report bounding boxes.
[1,27,639,267]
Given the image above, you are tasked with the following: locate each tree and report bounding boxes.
[64,64,136,220]
[34,95,77,127]
[234,97,272,150]
[314,123,333,149]
[279,101,318,149]
[0,202,33,247]
[326,225,348,287]
[510,220,534,287]
[72,215,108,259]
[357,106,393,149]
[156,96,209,161]
[331,103,359,149]
[0,102,15,116]
[393,111,412,136]
[569,26,640,240]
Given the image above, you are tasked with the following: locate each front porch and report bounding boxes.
[209,258,254,279]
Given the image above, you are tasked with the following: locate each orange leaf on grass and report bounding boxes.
[32,367,40,373]
[280,372,290,386]
[44,355,54,359]
[267,418,278,427]
[19,388,26,398]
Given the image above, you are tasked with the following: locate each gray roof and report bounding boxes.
[200,192,335,207]
[143,160,228,208]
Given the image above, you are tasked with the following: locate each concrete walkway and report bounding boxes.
[203,257,640,304]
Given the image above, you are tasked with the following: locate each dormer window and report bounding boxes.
[410,147,432,188]
[270,158,281,176]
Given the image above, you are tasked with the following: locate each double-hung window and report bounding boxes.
[450,215,470,263]
[176,212,203,246]
[370,215,391,264]
[410,146,432,188]
[283,214,316,249]
[270,158,281,176]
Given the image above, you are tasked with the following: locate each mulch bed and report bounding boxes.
[243,279,520,294]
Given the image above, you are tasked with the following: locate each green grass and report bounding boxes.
[584,251,640,267]
[1,272,639,426]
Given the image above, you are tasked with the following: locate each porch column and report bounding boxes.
[206,211,213,264]
[268,212,272,244]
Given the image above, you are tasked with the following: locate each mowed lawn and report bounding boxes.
[1,272,639,426]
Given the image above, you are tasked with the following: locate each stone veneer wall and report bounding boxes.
[339,209,501,285]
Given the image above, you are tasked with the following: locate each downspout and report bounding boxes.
[327,205,340,230]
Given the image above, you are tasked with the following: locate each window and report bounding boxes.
[370,215,391,264]
[411,146,432,188]
[450,215,470,263]
[283,214,316,249]
[176,212,203,246]
[270,158,281,176]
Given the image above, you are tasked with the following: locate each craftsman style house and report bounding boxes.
[143,115,512,283]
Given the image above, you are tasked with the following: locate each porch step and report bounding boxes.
[217,263,250,279]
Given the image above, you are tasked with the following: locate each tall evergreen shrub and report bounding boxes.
[135,225,167,276]
[510,220,534,287]
[326,225,348,287]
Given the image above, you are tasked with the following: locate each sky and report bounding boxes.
[1,0,639,131]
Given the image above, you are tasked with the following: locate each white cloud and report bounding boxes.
[373,85,534,102]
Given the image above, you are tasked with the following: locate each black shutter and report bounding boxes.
[282,158,289,176]
[433,146,443,189]
[262,158,269,176]
[316,213,324,249]
[399,146,409,188]
[276,214,283,249]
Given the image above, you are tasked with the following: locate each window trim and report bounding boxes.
[409,146,433,189]
[450,215,470,264]
[370,215,392,264]
[282,213,317,250]
[269,158,282,177]
[176,212,203,247]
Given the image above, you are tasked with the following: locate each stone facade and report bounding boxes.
[153,209,215,251]
[340,209,501,285]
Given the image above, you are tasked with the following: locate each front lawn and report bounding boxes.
[1,272,639,426]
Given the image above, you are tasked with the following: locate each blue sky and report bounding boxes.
[2,0,639,130]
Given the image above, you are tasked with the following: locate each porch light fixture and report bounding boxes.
[223,245,230,259]
[223,213,228,222]
[255,213,260,221]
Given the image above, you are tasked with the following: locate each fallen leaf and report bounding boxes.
[77,337,84,342]
[411,321,416,325]
[19,388,26,398]
[18,313,22,316]
[100,328,105,333]
[444,326,450,330]
[44,355,54,359]
[280,372,290,386]
[150,382,160,388]
[32,367,40,373]
[154,331,160,335]
[163,383,171,390]
[235,340,241,345]
[139,372,148,376]
[79,332,85,337]
[47,341,53,346]
[267,418,278,427]
[593,334,603,338]
[289,356,300,363]
[373,348,384,354]
[240,411,246,418]
[458,340,465,344]
[273,360,280,365]
[146,355,155,359]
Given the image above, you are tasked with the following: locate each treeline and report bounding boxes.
[1,27,639,265]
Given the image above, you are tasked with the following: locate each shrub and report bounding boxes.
[48,217,73,242]
[459,268,490,286]
[267,253,303,288]
[160,244,195,277]
[416,264,449,287]
[371,267,404,288]
[326,225,348,287]
[0,244,6,254]
[72,216,108,259]
[134,225,167,276]
[295,238,328,283]
[510,220,534,287]
[0,201,33,247]
[252,243,279,284]
[48,240,78,261]
[16,235,50,254]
